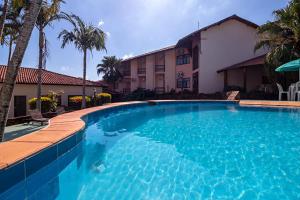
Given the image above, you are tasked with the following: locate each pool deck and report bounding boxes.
[0,100,300,170]
[3,124,46,142]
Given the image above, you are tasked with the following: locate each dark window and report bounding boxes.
[14,96,27,117]
[193,72,199,93]
[176,55,190,65]
[193,46,199,70]
[57,95,62,106]
[177,78,190,88]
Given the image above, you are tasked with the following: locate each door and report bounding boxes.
[14,96,27,117]
[193,72,199,94]
[193,46,199,70]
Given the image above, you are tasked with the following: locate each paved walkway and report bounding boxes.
[3,123,46,142]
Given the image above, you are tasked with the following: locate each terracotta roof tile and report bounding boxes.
[0,65,103,87]
[217,54,266,73]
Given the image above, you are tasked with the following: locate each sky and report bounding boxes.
[0,0,289,81]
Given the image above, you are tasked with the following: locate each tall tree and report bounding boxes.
[0,0,43,142]
[59,13,106,108]
[0,0,9,42]
[1,5,23,65]
[35,0,64,112]
[255,0,300,69]
[96,56,122,90]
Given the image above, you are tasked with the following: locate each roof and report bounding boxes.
[96,80,109,87]
[217,54,266,73]
[176,15,259,47]
[122,45,176,62]
[0,65,103,87]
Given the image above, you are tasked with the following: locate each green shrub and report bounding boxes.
[69,96,91,109]
[96,93,112,105]
[28,97,53,113]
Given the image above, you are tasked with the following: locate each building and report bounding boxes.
[115,15,267,94]
[0,66,103,118]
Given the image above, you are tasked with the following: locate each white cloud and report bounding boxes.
[98,20,104,27]
[122,53,134,60]
[106,31,111,37]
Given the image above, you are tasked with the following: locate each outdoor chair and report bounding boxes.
[294,82,300,101]
[276,83,289,101]
[56,106,66,115]
[28,110,49,126]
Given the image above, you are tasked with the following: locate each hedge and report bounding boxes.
[96,93,112,104]
[28,97,53,113]
[69,96,91,109]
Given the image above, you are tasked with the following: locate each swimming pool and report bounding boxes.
[1,102,300,199]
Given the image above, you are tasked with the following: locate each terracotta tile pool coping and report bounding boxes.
[239,100,300,108]
[0,99,300,170]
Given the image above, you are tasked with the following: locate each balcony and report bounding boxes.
[123,88,130,94]
[155,65,165,73]
[137,68,146,75]
[155,87,165,94]
[122,70,131,76]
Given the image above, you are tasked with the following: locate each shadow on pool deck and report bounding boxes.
[3,124,46,141]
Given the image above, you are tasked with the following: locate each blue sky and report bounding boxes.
[0,0,289,81]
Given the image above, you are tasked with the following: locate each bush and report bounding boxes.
[96,93,112,105]
[125,88,156,101]
[69,96,91,109]
[28,97,53,113]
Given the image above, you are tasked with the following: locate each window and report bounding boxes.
[57,95,62,106]
[155,52,165,66]
[176,48,185,56]
[176,55,190,65]
[177,78,190,88]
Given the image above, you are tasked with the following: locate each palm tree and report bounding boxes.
[35,0,64,112]
[0,0,9,41]
[58,13,106,108]
[0,0,28,42]
[255,0,300,68]
[0,0,43,141]
[1,5,23,65]
[97,56,123,90]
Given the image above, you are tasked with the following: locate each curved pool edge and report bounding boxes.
[1,99,300,194]
[0,101,146,171]
[1,99,300,172]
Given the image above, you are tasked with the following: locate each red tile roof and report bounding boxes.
[217,54,266,73]
[0,65,103,87]
[122,45,176,62]
[122,15,259,62]
[176,15,259,47]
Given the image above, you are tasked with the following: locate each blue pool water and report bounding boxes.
[2,102,300,199]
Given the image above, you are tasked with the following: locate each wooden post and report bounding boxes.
[243,67,247,92]
[224,70,228,91]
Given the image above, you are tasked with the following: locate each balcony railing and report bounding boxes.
[155,87,165,94]
[137,68,146,75]
[123,88,130,94]
[155,65,165,72]
[122,70,131,76]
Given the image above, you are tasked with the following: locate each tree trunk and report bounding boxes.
[0,0,8,42]
[7,34,13,66]
[0,0,43,142]
[37,26,44,112]
[81,49,87,109]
